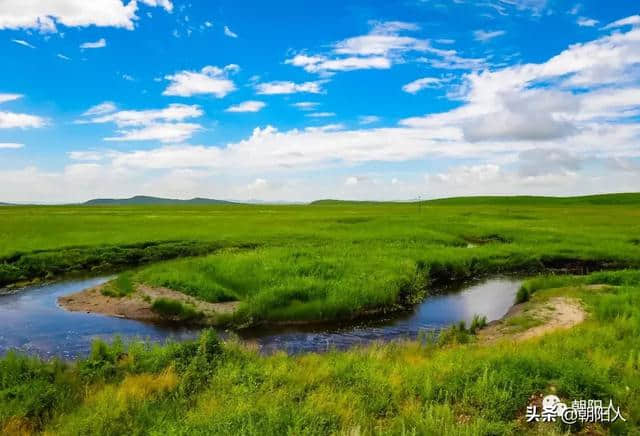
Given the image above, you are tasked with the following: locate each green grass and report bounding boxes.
[2,196,640,325]
[1,270,639,434]
[151,298,203,321]
[100,272,135,297]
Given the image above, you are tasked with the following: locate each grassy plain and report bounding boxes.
[1,195,640,434]
[2,194,639,325]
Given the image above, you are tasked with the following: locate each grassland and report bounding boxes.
[2,194,638,324]
[1,195,640,433]
[1,269,639,434]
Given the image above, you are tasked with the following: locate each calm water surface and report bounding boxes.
[0,276,521,359]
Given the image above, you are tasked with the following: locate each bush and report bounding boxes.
[469,314,487,333]
[151,298,203,321]
[101,272,135,297]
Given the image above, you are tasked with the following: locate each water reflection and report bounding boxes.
[0,276,521,359]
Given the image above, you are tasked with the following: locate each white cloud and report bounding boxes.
[0,111,46,128]
[0,94,21,104]
[286,21,431,75]
[473,30,506,42]
[81,103,203,142]
[304,124,345,132]
[0,0,172,32]
[568,4,581,15]
[11,39,35,48]
[57,53,71,60]
[0,93,46,129]
[163,65,237,97]
[292,102,319,110]
[255,81,323,95]
[68,150,110,161]
[83,102,117,116]
[105,123,201,143]
[85,103,202,126]
[359,115,380,125]
[226,101,266,113]
[603,15,640,30]
[80,38,106,49]
[224,25,237,38]
[334,21,427,56]
[247,178,267,190]
[402,77,444,94]
[345,176,359,186]
[285,54,391,73]
[577,17,598,27]
[0,142,23,149]
[5,18,640,202]
[306,112,335,118]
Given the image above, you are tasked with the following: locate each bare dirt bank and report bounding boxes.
[479,295,587,343]
[58,283,239,324]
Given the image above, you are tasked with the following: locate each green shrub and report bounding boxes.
[151,298,203,321]
[101,272,135,297]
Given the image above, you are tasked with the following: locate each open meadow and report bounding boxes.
[1,195,640,434]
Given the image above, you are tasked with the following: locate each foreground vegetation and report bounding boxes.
[1,269,639,434]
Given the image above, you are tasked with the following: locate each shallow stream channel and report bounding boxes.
[0,276,522,359]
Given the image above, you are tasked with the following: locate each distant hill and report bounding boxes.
[0,202,14,206]
[424,193,640,206]
[83,196,237,206]
[311,193,640,206]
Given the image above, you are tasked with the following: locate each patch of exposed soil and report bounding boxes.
[479,296,586,343]
[58,283,239,324]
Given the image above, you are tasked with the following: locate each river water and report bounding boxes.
[0,276,521,359]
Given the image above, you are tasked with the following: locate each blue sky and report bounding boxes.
[1,0,639,202]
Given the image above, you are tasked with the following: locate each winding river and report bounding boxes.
[0,276,521,359]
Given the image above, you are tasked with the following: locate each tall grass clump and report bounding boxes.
[101,271,135,297]
[151,298,203,321]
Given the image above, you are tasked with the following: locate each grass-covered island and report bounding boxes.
[1,194,640,434]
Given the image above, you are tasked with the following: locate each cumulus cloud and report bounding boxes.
[402,77,444,94]
[577,17,598,27]
[306,112,335,118]
[80,103,203,142]
[285,54,391,74]
[0,112,46,128]
[226,101,266,113]
[287,20,487,75]
[255,81,323,95]
[0,94,21,104]
[473,30,506,42]
[163,65,237,97]
[5,16,640,202]
[105,123,201,143]
[602,15,640,30]
[83,101,117,116]
[0,94,46,129]
[358,115,380,125]
[0,0,172,32]
[80,38,107,49]
[223,25,237,38]
[292,102,319,110]
[286,21,428,75]
[0,142,23,149]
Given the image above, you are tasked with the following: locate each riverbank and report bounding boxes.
[58,282,239,325]
[2,269,638,434]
